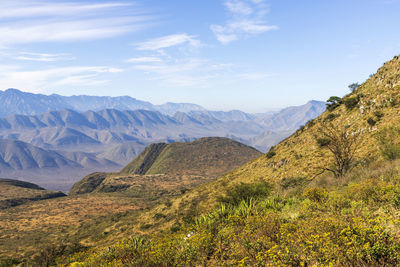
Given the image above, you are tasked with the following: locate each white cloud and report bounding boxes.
[126,57,162,63]
[0,1,153,46]
[0,66,123,91]
[131,58,227,88]
[135,34,201,51]
[211,0,277,44]
[15,52,74,62]
[224,0,253,15]
[0,1,133,18]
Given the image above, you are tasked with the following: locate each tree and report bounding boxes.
[326,96,343,111]
[348,83,360,92]
[314,123,360,177]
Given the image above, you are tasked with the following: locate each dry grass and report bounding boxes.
[0,193,141,259]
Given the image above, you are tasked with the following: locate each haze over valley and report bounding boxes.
[0,88,325,190]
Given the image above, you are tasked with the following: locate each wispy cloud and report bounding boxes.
[15,52,74,62]
[129,57,226,87]
[0,65,123,91]
[211,0,277,44]
[125,57,162,63]
[0,1,153,46]
[135,34,201,51]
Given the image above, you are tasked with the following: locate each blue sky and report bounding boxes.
[0,0,399,112]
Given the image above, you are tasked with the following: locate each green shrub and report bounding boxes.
[154,213,166,220]
[217,181,272,206]
[344,96,359,110]
[303,187,329,203]
[316,138,331,147]
[375,126,400,160]
[266,151,276,158]
[367,117,376,126]
[324,113,339,121]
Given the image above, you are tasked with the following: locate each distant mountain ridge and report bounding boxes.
[0,89,326,190]
[0,101,325,152]
[0,88,205,117]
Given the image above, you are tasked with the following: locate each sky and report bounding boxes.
[0,0,399,112]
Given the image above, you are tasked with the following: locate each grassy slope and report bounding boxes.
[130,54,400,235]
[0,137,262,262]
[0,178,65,209]
[121,137,262,178]
[58,55,400,266]
[0,193,141,260]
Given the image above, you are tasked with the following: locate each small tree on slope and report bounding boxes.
[315,122,360,177]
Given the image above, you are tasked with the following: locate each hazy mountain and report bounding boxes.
[0,88,205,117]
[0,139,121,191]
[156,102,206,116]
[0,109,272,150]
[255,100,326,131]
[0,95,325,189]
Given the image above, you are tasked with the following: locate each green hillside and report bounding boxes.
[56,55,400,266]
[121,137,262,178]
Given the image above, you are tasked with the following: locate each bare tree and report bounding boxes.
[315,122,360,177]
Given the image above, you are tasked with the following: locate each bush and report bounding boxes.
[344,96,359,110]
[266,151,276,158]
[279,177,307,190]
[217,181,272,206]
[316,138,331,147]
[375,126,400,160]
[303,187,329,203]
[374,110,384,119]
[367,117,376,126]
[324,113,339,122]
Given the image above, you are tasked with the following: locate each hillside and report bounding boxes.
[139,55,400,216]
[70,137,262,195]
[0,178,65,209]
[121,137,262,177]
[0,137,261,261]
[55,55,400,266]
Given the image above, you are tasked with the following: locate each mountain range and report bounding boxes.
[0,89,326,190]
[0,88,205,117]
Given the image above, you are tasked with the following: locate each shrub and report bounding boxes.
[374,110,384,119]
[324,113,339,122]
[375,126,400,160]
[344,96,359,110]
[279,177,307,190]
[316,138,331,147]
[307,120,315,128]
[367,117,376,126]
[217,181,272,206]
[303,187,329,203]
[266,151,276,158]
